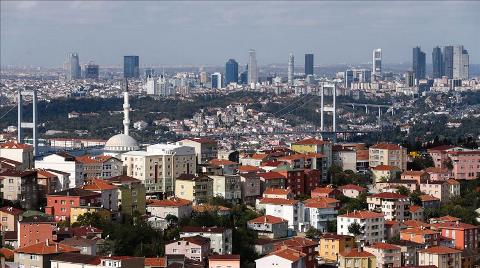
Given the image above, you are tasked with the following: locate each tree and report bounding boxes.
[305,226,322,239]
[396,186,411,196]
[348,222,363,236]
[409,190,422,206]
[72,212,104,228]
[326,220,337,233]
[165,214,178,228]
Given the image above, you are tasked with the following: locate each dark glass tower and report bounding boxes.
[412,46,426,81]
[305,54,314,75]
[443,46,454,78]
[225,59,239,84]
[432,46,443,78]
[124,56,140,78]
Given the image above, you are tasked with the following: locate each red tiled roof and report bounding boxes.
[15,241,80,255]
[293,138,328,146]
[192,204,231,213]
[369,192,407,199]
[304,197,339,205]
[276,237,317,248]
[147,198,192,207]
[372,165,399,171]
[249,215,287,224]
[446,179,460,185]
[145,257,166,267]
[419,194,440,202]
[0,206,23,216]
[259,198,299,205]
[238,165,262,172]
[409,205,423,212]
[0,142,32,149]
[431,222,478,230]
[339,210,384,219]
[263,188,291,196]
[370,143,402,150]
[277,154,306,161]
[269,248,306,262]
[258,172,285,180]
[402,170,428,176]
[260,161,285,167]
[401,227,438,235]
[0,248,14,260]
[209,254,240,261]
[403,220,430,228]
[338,184,366,192]
[418,246,461,254]
[251,153,268,160]
[340,250,375,258]
[181,226,228,234]
[311,187,336,194]
[80,178,117,191]
[384,220,400,227]
[209,159,237,166]
[432,215,461,222]
[368,242,400,250]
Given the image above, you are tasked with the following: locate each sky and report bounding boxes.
[1,1,479,67]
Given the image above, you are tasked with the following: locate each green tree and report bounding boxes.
[305,226,322,239]
[72,212,104,228]
[396,186,411,196]
[348,222,363,236]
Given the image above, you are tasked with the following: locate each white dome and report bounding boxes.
[105,134,139,152]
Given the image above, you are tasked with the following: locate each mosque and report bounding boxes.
[104,80,140,157]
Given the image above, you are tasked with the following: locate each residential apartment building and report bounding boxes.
[418,246,462,268]
[208,254,240,268]
[273,237,318,268]
[260,198,305,232]
[14,240,80,268]
[45,188,101,222]
[75,155,122,179]
[428,146,480,180]
[122,144,196,196]
[367,192,410,221]
[18,214,56,248]
[319,233,356,263]
[147,197,192,220]
[247,215,288,239]
[371,165,401,183]
[104,175,146,216]
[258,172,287,192]
[165,236,210,262]
[369,143,407,171]
[35,152,84,188]
[255,248,305,268]
[211,175,242,202]
[79,178,119,212]
[364,242,401,268]
[420,180,450,202]
[304,198,337,232]
[0,142,34,170]
[291,138,332,181]
[0,170,38,210]
[338,250,376,268]
[180,226,232,254]
[337,210,385,245]
[239,173,261,204]
[400,227,441,246]
[0,206,22,232]
[177,138,218,165]
[175,174,213,204]
[332,146,357,171]
[401,170,430,183]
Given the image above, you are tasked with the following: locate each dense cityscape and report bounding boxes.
[1,1,480,268]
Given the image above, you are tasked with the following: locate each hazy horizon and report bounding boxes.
[1,1,479,68]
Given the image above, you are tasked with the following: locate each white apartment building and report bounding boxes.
[369,143,407,171]
[260,198,306,232]
[337,210,385,245]
[211,175,242,202]
[35,153,84,188]
[304,200,338,233]
[146,198,192,220]
[122,144,196,196]
[180,226,232,254]
[0,142,34,170]
[367,192,410,221]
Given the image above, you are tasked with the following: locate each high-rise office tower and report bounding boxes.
[124,56,140,78]
[453,45,469,80]
[432,46,444,79]
[84,62,99,79]
[247,49,258,88]
[144,68,154,78]
[288,52,294,86]
[225,59,239,85]
[305,54,314,76]
[211,73,222,89]
[66,53,81,80]
[443,46,454,78]
[372,49,382,78]
[344,70,354,88]
[412,46,426,82]
[405,71,414,87]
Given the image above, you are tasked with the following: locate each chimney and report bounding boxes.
[46,239,49,246]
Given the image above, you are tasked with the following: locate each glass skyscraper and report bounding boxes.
[225,59,239,84]
[124,56,140,78]
[84,62,99,79]
[66,52,81,80]
[372,49,382,78]
[305,54,314,76]
[412,46,426,82]
[432,46,443,79]
[443,46,454,79]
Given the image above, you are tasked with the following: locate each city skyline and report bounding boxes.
[1,1,479,67]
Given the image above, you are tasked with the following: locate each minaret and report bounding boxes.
[123,79,130,136]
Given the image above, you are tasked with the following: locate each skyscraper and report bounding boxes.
[211,73,222,89]
[225,59,239,85]
[247,49,258,88]
[412,46,426,82]
[453,45,469,80]
[432,46,444,79]
[443,46,454,78]
[372,49,382,78]
[288,52,294,86]
[305,54,314,76]
[84,62,99,79]
[66,53,81,80]
[124,56,140,78]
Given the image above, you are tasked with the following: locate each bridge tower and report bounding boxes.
[319,83,337,141]
[17,88,38,156]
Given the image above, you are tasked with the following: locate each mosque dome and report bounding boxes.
[104,134,139,152]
